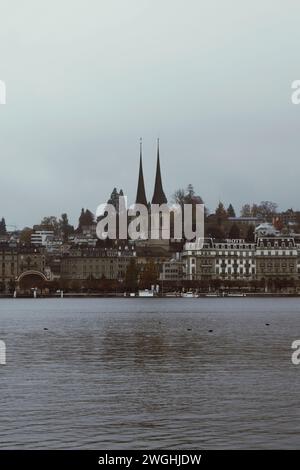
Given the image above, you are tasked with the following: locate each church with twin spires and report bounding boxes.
[135,138,168,207]
[134,138,170,251]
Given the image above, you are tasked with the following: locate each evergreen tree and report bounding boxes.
[0,217,6,235]
[227,204,236,218]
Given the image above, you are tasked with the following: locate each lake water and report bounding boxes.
[0,298,300,449]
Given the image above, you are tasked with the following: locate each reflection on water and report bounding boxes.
[0,298,300,449]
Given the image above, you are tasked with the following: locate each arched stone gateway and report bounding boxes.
[17,270,47,290]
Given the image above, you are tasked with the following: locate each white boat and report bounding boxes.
[182,291,197,298]
[205,293,219,297]
[138,289,154,297]
[227,293,246,297]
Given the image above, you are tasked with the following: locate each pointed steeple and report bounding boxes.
[135,138,148,206]
[151,138,167,204]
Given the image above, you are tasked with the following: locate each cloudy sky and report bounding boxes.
[0,0,299,228]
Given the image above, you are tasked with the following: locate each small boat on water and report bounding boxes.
[138,289,154,297]
[205,293,219,297]
[227,293,246,297]
[182,291,197,298]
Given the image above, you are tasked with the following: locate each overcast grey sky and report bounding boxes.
[0,0,299,228]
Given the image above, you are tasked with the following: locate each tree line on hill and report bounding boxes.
[0,183,291,243]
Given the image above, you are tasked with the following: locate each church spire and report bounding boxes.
[135,138,148,206]
[151,138,167,204]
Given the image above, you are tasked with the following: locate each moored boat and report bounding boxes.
[182,291,197,298]
[138,289,154,297]
[227,293,246,297]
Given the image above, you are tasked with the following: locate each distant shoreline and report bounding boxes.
[0,293,299,299]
